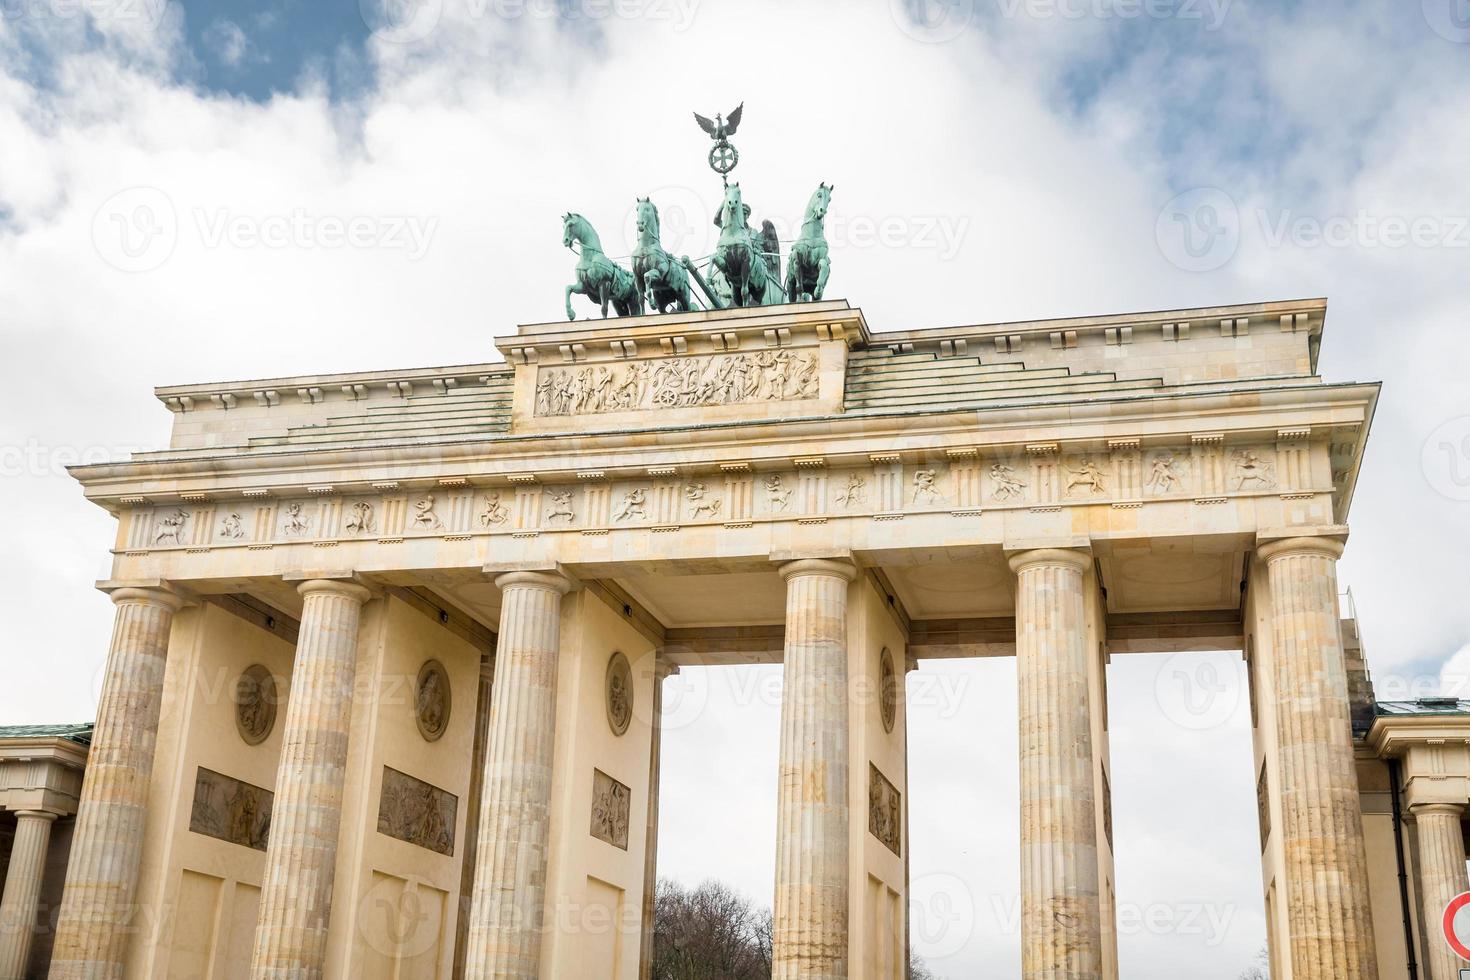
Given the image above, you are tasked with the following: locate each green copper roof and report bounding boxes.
[0,723,93,746]
[1375,698,1470,717]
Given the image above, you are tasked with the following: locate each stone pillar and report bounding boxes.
[1414,803,1468,980]
[0,810,58,980]
[249,579,372,980]
[1258,535,1378,979]
[1009,548,1102,980]
[639,659,676,980]
[772,558,857,980]
[464,570,573,979]
[51,585,183,980]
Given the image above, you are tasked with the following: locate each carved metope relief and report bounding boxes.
[534,349,820,417]
[234,664,279,746]
[190,768,273,851]
[590,769,632,850]
[868,764,902,856]
[606,652,633,737]
[415,659,452,742]
[377,766,458,856]
[879,647,897,734]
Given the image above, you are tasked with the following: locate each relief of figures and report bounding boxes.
[155,509,188,545]
[1066,458,1108,496]
[478,492,510,526]
[989,463,1027,501]
[189,767,273,852]
[590,768,632,850]
[684,483,722,519]
[345,501,376,535]
[535,349,820,418]
[1232,449,1277,490]
[377,766,457,856]
[1145,453,1185,494]
[868,764,902,856]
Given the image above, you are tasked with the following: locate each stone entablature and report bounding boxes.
[0,732,89,816]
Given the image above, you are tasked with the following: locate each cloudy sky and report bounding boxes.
[2,0,1468,976]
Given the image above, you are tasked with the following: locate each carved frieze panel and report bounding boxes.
[131,438,1311,553]
[377,766,458,856]
[535,349,820,417]
[189,767,273,851]
[868,763,902,856]
[590,769,631,850]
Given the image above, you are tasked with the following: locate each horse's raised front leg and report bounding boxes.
[566,283,581,321]
[813,255,831,302]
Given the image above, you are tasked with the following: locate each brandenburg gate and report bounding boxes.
[31,295,1419,978]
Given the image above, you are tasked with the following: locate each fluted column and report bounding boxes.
[51,585,183,980]
[1010,548,1101,980]
[1258,535,1378,979]
[249,579,371,980]
[464,570,573,979]
[772,558,857,980]
[0,810,59,979]
[1415,803,1468,980]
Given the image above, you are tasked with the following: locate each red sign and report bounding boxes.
[1443,892,1470,959]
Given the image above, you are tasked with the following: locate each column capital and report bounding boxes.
[1411,802,1467,819]
[777,557,858,583]
[294,578,372,604]
[1256,525,1349,563]
[1007,547,1092,575]
[493,569,575,595]
[11,809,60,823]
[101,582,187,612]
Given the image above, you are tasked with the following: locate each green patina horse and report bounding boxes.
[631,198,693,315]
[786,182,834,303]
[712,183,784,308]
[563,213,643,320]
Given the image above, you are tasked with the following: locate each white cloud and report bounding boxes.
[203,18,248,67]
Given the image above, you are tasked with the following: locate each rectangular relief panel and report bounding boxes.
[189,768,273,852]
[534,350,820,418]
[868,763,902,856]
[377,766,459,856]
[590,769,632,850]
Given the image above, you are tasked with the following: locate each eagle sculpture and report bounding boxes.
[694,103,744,143]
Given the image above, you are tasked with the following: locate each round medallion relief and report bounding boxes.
[415,660,452,742]
[879,647,897,734]
[606,652,633,737]
[234,664,278,746]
